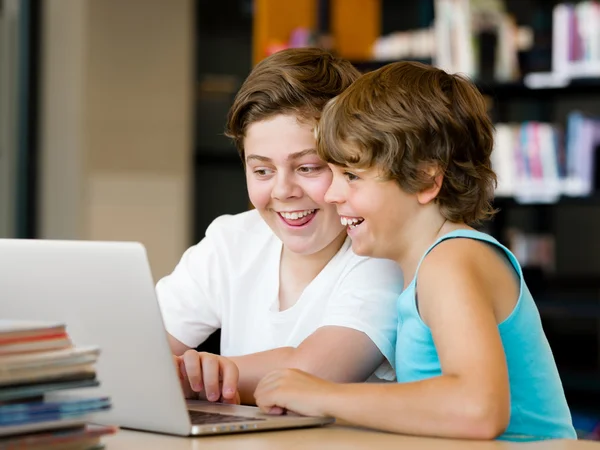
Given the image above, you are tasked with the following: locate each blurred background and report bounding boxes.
[2,0,600,435]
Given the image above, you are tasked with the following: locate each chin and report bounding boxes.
[350,240,374,257]
[282,239,322,256]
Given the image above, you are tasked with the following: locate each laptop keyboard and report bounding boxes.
[188,410,266,425]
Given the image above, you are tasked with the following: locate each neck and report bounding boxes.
[281,231,348,282]
[393,207,461,288]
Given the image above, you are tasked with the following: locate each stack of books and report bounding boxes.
[0,320,116,449]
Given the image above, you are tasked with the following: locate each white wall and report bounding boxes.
[38,0,194,280]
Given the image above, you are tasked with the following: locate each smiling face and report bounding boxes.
[325,164,420,261]
[244,114,346,256]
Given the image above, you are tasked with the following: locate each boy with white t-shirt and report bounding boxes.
[156,48,404,405]
[158,210,397,361]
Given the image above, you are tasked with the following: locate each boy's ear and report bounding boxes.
[416,165,443,205]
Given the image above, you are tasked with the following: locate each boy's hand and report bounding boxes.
[254,368,336,417]
[173,351,240,404]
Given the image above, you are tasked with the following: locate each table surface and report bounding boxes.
[102,424,600,449]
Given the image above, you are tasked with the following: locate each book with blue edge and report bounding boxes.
[0,319,117,447]
[0,396,112,426]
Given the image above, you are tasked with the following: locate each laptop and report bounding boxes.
[0,239,334,436]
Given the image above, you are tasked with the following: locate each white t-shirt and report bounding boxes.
[156,209,404,377]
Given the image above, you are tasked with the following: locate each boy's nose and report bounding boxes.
[324,178,344,205]
[271,173,301,200]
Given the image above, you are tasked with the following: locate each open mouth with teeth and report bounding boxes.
[341,216,365,229]
[278,209,317,227]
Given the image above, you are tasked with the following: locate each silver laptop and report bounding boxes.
[0,238,333,436]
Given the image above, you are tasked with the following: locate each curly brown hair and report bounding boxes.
[225,47,361,160]
[317,61,498,225]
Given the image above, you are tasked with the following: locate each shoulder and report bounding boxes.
[424,234,491,266]
[417,233,519,322]
[419,233,512,282]
[418,236,500,291]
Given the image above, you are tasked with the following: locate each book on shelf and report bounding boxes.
[505,229,555,273]
[526,1,600,88]
[433,0,523,82]
[553,1,600,78]
[491,111,600,203]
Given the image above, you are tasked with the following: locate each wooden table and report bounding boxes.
[103,424,600,449]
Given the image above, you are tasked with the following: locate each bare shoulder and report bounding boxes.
[419,235,516,280]
[417,236,519,325]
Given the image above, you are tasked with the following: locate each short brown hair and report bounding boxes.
[225,47,360,159]
[317,61,497,225]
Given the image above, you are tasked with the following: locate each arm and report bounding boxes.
[178,326,383,405]
[154,223,227,400]
[156,234,223,354]
[180,255,402,405]
[232,325,384,405]
[168,334,191,356]
[255,241,512,440]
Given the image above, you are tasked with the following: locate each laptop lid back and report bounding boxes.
[0,239,192,435]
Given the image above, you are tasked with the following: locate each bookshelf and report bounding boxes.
[485,44,600,414]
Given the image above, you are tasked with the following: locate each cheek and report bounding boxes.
[370,193,405,228]
[352,191,380,218]
[301,174,333,203]
[246,178,271,209]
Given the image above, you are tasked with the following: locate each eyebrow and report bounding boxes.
[245,148,317,164]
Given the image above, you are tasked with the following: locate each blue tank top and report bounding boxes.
[395,229,576,441]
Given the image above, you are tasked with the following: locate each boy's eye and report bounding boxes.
[343,171,359,181]
[253,168,273,176]
[298,165,322,174]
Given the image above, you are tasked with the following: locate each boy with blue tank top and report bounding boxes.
[253,61,577,441]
